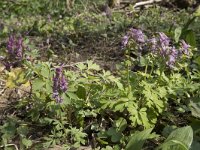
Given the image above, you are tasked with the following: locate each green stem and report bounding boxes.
[150,65,153,76]
[159,66,164,81]
[145,65,148,79]
[126,49,131,93]
[127,61,130,92]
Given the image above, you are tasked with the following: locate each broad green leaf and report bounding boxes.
[107,127,116,136]
[162,125,177,138]
[189,97,200,118]
[111,132,122,143]
[190,118,200,133]
[186,30,196,47]
[157,126,193,150]
[1,118,17,137]
[174,27,182,43]
[191,141,200,150]
[125,128,153,150]
[76,86,86,100]
[107,127,122,143]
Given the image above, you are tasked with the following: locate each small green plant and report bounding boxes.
[1,1,200,149]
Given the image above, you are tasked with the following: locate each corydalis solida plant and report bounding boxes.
[122,29,190,68]
[52,66,68,103]
[121,28,146,48]
[4,35,24,70]
[153,32,190,68]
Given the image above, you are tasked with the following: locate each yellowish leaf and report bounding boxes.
[6,68,29,88]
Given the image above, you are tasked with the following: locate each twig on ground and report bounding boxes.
[0,144,19,150]
[125,0,163,15]
[133,0,162,8]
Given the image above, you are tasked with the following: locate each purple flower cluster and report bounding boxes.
[121,28,190,68]
[121,35,129,48]
[121,28,146,48]
[129,28,146,43]
[4,35,24,70]
[149,32,190,68]
[180,40,190,55]
[52,67,68,103]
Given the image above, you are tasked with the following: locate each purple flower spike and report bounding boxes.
[121,35,129,48]
[148,37,157,52]
[120,28,190,69]
[159,32,170,46]
[129,28,145,43]
[3,62,12,70]
[166,54,176,68]
[53,76,59,92]
[4,35,24,70]
[166,47,178,68]
[158,32,171,58]
[16,37,23,58]
[7,35,15,55]
[53,91,63,103]
[160,47,168,58]
[180,40,190,55]
[52,66,68,103]
[170,47,178,56]
[55,67,62,78]
[60,75,67,92]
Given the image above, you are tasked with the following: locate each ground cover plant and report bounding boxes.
[0,0,200,149]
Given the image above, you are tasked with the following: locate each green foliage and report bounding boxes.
[189,97,200,119]
[0,1,200,150]
[157,126,193,150]
[0,117,33,149]
[125,128,155,150]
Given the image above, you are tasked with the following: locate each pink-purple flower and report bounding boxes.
[166,47,178,68]
[151,33,190,68]
[52,66,68,103]
[121,28,146,49]
[180,40,190,55]
[148,37,157,52]
[122,28,191,69]
[129,28,146,43]
[4,35,24,70]
[159,32,170,46]
[121,35,129,48]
